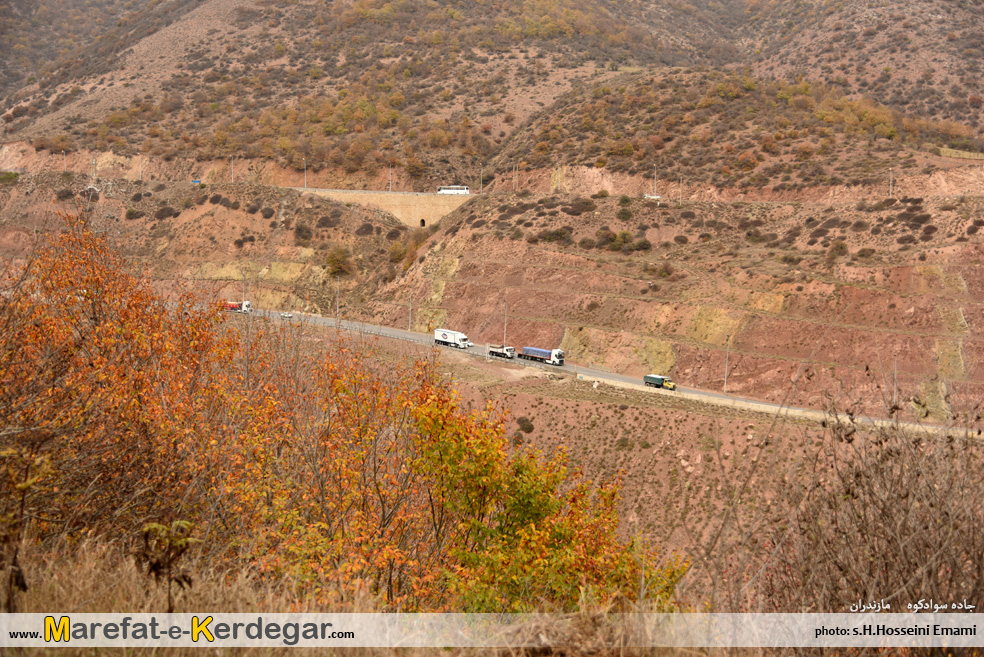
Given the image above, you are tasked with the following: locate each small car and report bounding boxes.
[280,312,294,320]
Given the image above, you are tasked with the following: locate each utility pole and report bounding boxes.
[242,272,247,304]
[335,275,339,322]
[653,163,657,197]
[91,157,97,180]
[503,300,508,346]
[139,156,143,181]
[724,334,732,394]
[893,352,898,406]
[304,158,307,189]
[889,167,894,197]
[408,292,412,331]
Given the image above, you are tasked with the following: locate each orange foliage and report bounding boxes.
[1,218,685,612]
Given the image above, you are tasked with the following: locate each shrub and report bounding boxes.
[563,198,597,216]
[516,417,535,433]
[261,208,275,219]
[56,189,73,201]
[673,235,689,245]
[616,208,632,221]
[246,204,260,214]
[125,209,144,220]
[591,189,609,199]
[633,238,652,251]
[325,244,354,275]
[355,223,374,236]
[209,194,222,204]
[389,241,407,263]
[536,227,572,243]
[827,240,848,258]
[154,207,176,220]
[294,223,313,245]
[579,238,596,249]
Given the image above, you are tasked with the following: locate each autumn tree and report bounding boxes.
[1,217,685,613]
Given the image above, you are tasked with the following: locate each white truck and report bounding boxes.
[488,344,516,359]
[223,300,253,313]
[518,346,565,366]
[434,328,473,349]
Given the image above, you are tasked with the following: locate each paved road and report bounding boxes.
[256,309,827,421]
[252,309,965,436]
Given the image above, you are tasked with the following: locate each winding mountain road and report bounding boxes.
[253,308,951,434]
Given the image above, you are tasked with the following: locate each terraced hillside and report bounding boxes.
[0,171,418,316]
[3,160,983,424]
[365,188,984,421]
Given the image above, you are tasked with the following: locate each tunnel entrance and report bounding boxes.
[420,219,426,227]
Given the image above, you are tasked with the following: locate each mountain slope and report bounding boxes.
[1,0,982,192]
[747,0,984,129]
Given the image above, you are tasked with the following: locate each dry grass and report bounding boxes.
[13,540,696,657]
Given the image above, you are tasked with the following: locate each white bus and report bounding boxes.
[436,185,470,195]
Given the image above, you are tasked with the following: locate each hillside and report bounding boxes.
[2,0,983,192]
[747,0,984,130]
[5,0,984,630]
[3,159,983,424]
[363,187,984,422]
[494,69,983,195]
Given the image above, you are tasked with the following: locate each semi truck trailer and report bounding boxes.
[434,329,473,349]
[223,300,254,313]
[518,346,565,366]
